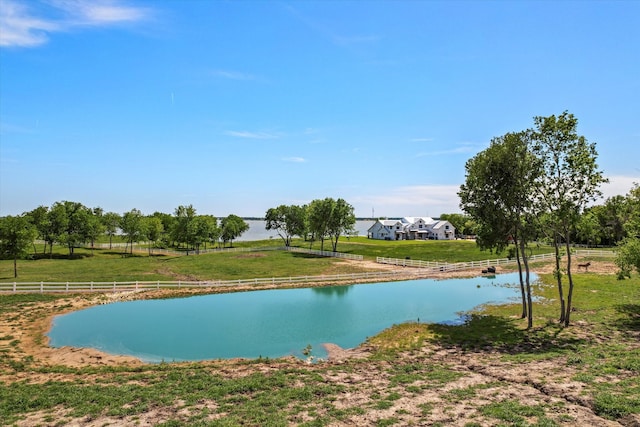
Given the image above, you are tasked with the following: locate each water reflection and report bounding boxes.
[311,285,352,298]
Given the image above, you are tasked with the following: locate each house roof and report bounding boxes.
[403,216,435,225]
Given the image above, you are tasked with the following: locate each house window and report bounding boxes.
[445,225,449,229]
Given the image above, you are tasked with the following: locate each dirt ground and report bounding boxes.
[2,257,636,426]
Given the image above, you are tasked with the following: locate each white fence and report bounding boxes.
[376,250,615,272]
[284,246,363,260]
[77,244,363,260]
[1,249,612,294]
[0,270,396,294]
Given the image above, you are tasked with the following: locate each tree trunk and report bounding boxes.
[563,236,575,327]
[13,256,18,278]
[519,238,533,329]
[514,238,527,319]
[554,235,566,323]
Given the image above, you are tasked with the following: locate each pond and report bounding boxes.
[48,272,533,362]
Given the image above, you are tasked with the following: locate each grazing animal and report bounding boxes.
[577,261,591,272]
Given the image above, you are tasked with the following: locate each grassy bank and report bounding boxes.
[1,239,557,282]
[1,270,638,425]
[0,243,637,426]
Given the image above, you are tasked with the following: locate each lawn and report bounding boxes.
[1,239,556,282]
[0,241,637,426]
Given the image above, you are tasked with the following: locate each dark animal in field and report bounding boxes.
[577,262,591,271]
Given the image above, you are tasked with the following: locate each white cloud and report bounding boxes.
[224,130,281,140]
[353,184,462,217]
[53,0,149,25]
[599,175,640,200]
[0,1,59,47]
[212,69,256,81]
[409,137,434,143]
[282,157,306,163]
[415,144,478,158]
[0,0,151,48]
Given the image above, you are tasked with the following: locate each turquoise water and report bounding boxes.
[48,273,532,362]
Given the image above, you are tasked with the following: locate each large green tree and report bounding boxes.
[53,201,91,256]
[102,212,121,250]
[120,209,145,255]
[326,198,356,252]
[615,183,640,278]
[0,215,37,278]
[265,204,307,247]
[220,215,249,247]
[459,131,542,327]
[144,216,164,255]
[173,205,196,249]
[306,198,333,251]
[531,111,607,327]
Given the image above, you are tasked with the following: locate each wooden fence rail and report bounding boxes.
[1,249,613,294]
[376,249,615,271]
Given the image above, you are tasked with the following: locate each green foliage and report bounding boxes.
[220,214,249,247]
[0,215,37,277]
[615,237,640,279]
[265,204,307,247]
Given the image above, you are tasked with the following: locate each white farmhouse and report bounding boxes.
[367,217,455,241]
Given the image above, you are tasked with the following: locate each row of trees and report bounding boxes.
[441,186,640,248]
[265,197,356,251]
[0,197,357,277]
[0,203,252,277]
[458,111,640,329]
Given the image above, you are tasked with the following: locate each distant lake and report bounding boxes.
[236,219,376,242]
[48,272,530,362]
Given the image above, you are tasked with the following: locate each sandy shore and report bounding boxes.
[1,258,612,369]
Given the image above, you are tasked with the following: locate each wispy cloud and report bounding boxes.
[224,130,281,140]
[415,142,479,158]
[353,184,463,216]
[410,137,434,143]
[282,157,306,163]
[283,4,381,48]
[599,175,640,200]
[212,69,257,81]
[0,0,151,48]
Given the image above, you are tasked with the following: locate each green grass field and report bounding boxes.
[1,238,557,282]
[0,239,636,425]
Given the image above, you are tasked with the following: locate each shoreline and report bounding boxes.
[3,260,579,369]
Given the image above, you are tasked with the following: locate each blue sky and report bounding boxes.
[1,0,639,218]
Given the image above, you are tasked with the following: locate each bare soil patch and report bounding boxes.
[1,258,630,426]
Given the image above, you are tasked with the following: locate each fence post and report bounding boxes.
[136,281,138,290]
[91,281,93,291]
[157,281,159,289]
[113,281,116,292]
[66,282,69,292]
[13,282,16,293]
[40,281,43,293]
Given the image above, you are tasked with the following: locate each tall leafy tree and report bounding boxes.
[53,201,90,256]
[102,212,121,249]
[0,215,37,278]
[615,183,640,278]
[120,209,145,255]
[265,204,307,247]
[84,209,105,256]
[173,205,196,249]
[327,198,356,252]
[26,205,49,254]
[531,111,607,327]
[307,198,334,251]
[45,202,69,257]
[144,216,164,255]
[459,131,542,327]
[220,215,249,247]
